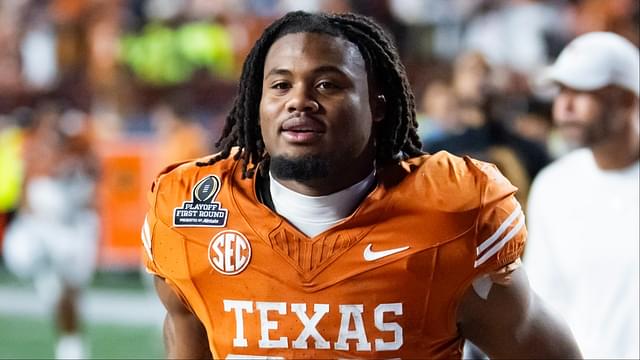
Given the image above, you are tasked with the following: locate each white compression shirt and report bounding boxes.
[269,171,376,238]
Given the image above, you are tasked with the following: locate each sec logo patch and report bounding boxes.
[208,230,252,275]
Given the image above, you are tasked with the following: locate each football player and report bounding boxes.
[3,106,99,359]
[142,11,581,359]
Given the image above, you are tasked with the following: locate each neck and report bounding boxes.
[591,123,640,170]
[271,155,376,196]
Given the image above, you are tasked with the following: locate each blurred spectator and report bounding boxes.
[416,80,463,143]
[423,52,551,206]
[570,0,640,45]
[451,51,491,128]
[0,1,25,92]
[2,104,100,359]
[525,32,639,359]
[21,3,58,91]
[511,98,552,146]
[461,0,568,77]
[150,95,212,168]
[510,97,563,156]
[389,0,469,60]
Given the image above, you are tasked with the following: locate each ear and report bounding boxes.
[372,94,386,123]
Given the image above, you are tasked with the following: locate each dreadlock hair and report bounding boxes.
[196,11,424,177]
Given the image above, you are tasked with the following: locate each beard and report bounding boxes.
[557,123,588,149]
[270,154,330,181]
[558,113,610,149]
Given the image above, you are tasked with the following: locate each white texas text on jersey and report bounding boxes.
[223,300,404,352]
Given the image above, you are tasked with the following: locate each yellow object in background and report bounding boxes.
[0,126,24,212]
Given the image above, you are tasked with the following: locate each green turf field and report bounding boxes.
[0,313,164,359]
[0,265,165,359]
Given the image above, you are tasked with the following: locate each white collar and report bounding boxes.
[269,170,376,237]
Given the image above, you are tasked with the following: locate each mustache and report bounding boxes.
[283,112,322,122]
[280,113,326,132]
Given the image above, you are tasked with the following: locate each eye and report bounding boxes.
[270,81,291,90]
[317,80,340,90]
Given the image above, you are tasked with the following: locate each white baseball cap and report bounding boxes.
[539,32,640,96]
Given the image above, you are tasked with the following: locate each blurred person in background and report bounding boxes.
[2,104,100,359]
[525,32,639,359]
[424,51,551,207]
[451,51,491,129]
[461,0,568,77]
[150,94,212,169]
[416,80,465,144]
[570,0,639,46]
[511,98,554,154]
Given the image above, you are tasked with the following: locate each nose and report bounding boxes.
[553,90,575,122]
[286,85,319,113]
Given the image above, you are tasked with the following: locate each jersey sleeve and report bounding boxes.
[141,174,162,276]
[140,161,199,312]
[140,160,191,277]
[473,161,527,273]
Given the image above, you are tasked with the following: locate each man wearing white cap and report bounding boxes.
[525,32,639,359]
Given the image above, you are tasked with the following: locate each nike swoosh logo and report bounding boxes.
[363,244,410,261]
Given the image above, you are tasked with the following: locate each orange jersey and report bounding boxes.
[142,151,526,359]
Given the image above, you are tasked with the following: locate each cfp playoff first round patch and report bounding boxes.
[173,175,228,227]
